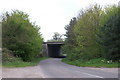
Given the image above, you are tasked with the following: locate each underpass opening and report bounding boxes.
[48,44,62,58]
[42,42,65,58]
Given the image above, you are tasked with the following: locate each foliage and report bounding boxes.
[62,58,118,68]
[64,17,77,45]
[98,7,120,61]
[2,48,21,62]
[3,57,48,67]
[61,17,77,60]
[73,5,103,60]
[2,10,43,61]
[47,32,63,42]
[62,4,119,63]
[62,4,104,61]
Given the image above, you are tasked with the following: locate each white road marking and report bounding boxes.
[83,72,104,78]
[62,67,104,78]
[75,71,104,78]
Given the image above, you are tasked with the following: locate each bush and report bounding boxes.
[2,48,21,63]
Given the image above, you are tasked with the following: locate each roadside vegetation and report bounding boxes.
[62,4,119,68]
[3,57,48,67]
[1,10,45,67]
[62,58,118,68]
[1,4,119,68]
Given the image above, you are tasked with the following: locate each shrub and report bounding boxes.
[2,48,21,63]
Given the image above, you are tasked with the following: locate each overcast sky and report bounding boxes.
[0,0,119,41]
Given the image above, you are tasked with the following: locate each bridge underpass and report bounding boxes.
[42,42,64,58]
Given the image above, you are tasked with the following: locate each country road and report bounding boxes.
[2,58,119,78]
[39,58,119,78]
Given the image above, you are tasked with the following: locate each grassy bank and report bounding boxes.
[3,57,48,67]
[62,58,119,68]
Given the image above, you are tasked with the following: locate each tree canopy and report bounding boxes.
[2,10,43,61]
[47,32,63,42]
[62,4,119,62]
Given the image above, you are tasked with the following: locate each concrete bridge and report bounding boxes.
[42,42,64,58]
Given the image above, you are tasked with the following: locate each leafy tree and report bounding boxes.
[61,17,77,60]
[98,8,120,61]
[65,17,77,45]
[48,32,63,42]
[75,5,103,59]
[62,4,119,62]
[2,10,43,61]
[64,5,103,61]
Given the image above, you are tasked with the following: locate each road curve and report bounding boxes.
[39,58,118,78]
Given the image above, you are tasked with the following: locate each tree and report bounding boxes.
[98,8,120,61]
[68,5,103,60]
[61,17,77,60]
[62,4,106,61]
[48,32,63,42]
[73,4,103,60]
[65,17,77,45]
[2,10,43,61]
[62,4,119,62]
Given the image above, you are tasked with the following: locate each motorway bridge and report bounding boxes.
[42,42,64,58]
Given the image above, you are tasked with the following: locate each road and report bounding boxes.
[39,58,119,78]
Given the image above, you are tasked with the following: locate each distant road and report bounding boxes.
[39,58,119,78]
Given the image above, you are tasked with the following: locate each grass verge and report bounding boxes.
[62,58,119,68]
[2,57,48,67]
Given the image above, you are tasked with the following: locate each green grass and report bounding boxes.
[3,57,48,67]
[62,58,119,68]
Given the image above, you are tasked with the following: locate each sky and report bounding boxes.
[0,0,119,41]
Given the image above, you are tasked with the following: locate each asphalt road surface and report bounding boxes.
[39,58,119,78]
